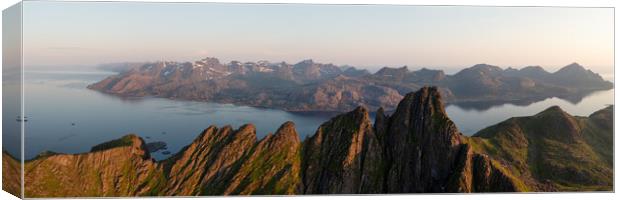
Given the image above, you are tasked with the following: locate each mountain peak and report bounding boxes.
[352,106,369,114]
[376,66,410,76]
[418,67,433,72]
[88,134,150,159]
[471,63,501,70]
[566,62,584,68]
[556,62,586,73]
[521,65,546,72]
[297,59,315,65]
[397,86,446,115]
[541,105,564,113]
[589,105,613,119]
[236,123,257,136]
[535,105,573,119]
[90,134,142,152]
[273,121,300,144]
[279,121,295,129]
[302,103,378,193]
[532,105,582,142]
[200,57,221,64]
[455,64,503,77]
[384,86,463,192]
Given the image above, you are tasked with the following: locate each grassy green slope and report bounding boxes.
[470,105,613,191]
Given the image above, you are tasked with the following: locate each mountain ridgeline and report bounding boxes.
[2,87,612,197]
[88,58,613,112]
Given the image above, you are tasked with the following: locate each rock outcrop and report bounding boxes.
[371,87,523,193]
[302,107,384,194]
[379,87,464,192]
[160,122,302,195]
[3,87,613,197]
[161,125,257,195]
[23,134,162,197]
[219,122,302,195]
[446,144,524,192]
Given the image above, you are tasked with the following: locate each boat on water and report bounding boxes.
[16,116,28,122]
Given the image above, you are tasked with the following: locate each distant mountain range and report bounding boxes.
[88,57,613,112]
[4,87,612,197]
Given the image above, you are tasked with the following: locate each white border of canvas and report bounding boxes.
[0,0,617,200]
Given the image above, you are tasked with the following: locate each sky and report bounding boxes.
[21,1,614,75]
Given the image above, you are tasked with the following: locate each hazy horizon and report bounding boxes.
[21,2,614,75]
[22,58,614,78]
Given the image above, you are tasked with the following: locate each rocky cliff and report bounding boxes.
[22,135,162,197]
[302,106,384,194]
[3,87,613,197]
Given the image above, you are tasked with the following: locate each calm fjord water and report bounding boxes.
[22,71,613,160]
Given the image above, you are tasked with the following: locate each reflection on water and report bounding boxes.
[447,90,607,112]
[445,89,613,135]
[21,71,614,160]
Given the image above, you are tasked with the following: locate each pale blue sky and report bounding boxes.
[22,1,613,74]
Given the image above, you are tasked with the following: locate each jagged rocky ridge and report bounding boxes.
[3,87,613,197]
[88,58,613,112]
